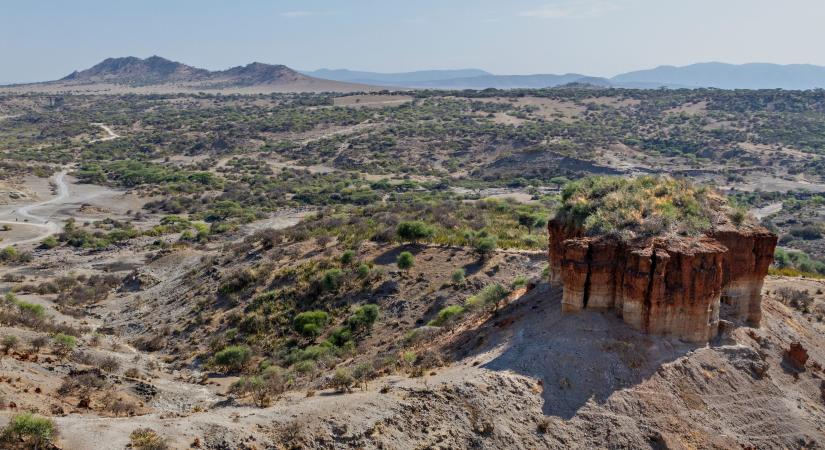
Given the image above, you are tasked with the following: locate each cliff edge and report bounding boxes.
[548,176,777,342]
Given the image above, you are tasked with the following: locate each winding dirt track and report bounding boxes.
[90,123,120,142]
[0,123,120,246]
[0,170,68,246]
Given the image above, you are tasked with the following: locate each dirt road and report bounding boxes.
[0,170,68,245]
[90,123,120,142]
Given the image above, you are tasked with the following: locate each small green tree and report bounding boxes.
[474,237,497,259]
[396,221,434,243]
[550,176,570,188]
[397,251,414,270]
[52,333,77,357]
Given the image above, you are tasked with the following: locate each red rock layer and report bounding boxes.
[547,220,776,342]
[710,225,778,326]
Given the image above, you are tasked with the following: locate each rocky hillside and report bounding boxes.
[5,56,377,93]
[61,56,210,85]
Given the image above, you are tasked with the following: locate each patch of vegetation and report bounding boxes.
[0,412,56,448]
[213,345,252,372]
[555,176,729,237]
[772,248,825,277]
[397,251,414,270]
[293,310,330,337]
[129,428,169,450]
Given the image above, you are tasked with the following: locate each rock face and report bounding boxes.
[548,219,777,342]
[784,342,809,370]
[711,224,777,326]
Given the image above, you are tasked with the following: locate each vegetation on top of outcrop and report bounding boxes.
[555,175,741,238]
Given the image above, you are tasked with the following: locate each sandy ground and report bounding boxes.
[751,201,784,219]
[0,171,143,247]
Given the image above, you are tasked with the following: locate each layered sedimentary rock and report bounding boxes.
[548,219,777,342]
[710,225,777,326]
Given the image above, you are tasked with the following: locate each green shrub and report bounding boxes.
[1,412,56,447]
[773,248,825,276]
[40,235,59,249]
[328,327,353,347]
[322,268,344,291]
[511,275,528,289]
[294,360,317,374]
[356,263,371,278]
[16,301,46,319]
[0,246,18,261]
[293,310,330,337]
[396,221,434,243]
[346,304,379,331]
[287,342,334,364]
[429,305,465,326]
[397,251,414,270]
[451,268,466,284]
[341,250,355,265]
[213,345,252,371]
[0,246,31,264]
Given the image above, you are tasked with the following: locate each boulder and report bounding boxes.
[784,341,809,370]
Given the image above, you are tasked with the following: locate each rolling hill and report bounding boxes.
[3,56,378,94]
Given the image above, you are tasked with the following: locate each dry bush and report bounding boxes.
[58,371,109,396]
[56,274,121,306]
[775,287,815,313]
[134,334,167,352]
[105,396,138,416]
[98,355,121,373]
[129,428,169,450]
[0,309,85,336]
[29,335,48,353]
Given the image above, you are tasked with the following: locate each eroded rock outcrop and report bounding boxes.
[711,224,777,326]
[548,219,777,342]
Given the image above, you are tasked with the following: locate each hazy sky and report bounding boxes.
[3,0,825,83]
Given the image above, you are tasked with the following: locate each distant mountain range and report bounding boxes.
[5,57,825,93]
[612,62,825,90]
[306,62,825,90]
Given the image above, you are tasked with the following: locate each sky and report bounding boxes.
[3,0,825,83]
